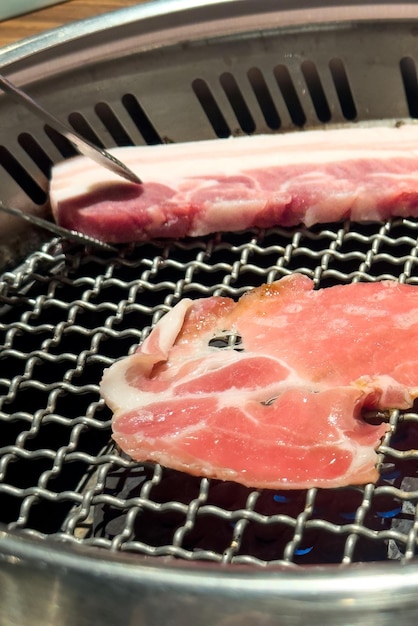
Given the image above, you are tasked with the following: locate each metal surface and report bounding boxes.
[2,0,418,623]
[0,203,117,251]
[0,74,142,184]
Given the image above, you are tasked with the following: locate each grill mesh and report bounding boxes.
[1,221,418,567]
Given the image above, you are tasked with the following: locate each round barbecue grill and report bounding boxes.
[2,1,418,623]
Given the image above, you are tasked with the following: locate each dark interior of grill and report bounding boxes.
[1,16,418,569]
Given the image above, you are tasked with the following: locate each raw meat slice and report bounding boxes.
[50,124,418,243]
[101,274,418,490]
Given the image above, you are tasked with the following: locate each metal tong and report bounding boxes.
[0,74,141,185]
[0,203,118,252]
[0,74,140,251]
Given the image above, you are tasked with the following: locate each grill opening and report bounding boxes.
[400,56,418,118]
[192,78,231,137]
[301,60,332,122]
[273,64,306,127]
[328,57,357,120]
[68,111,106,149]
[44,123,78,158]
[220,71,256,134]
[208,332,244,351]
[0,145,47,204]
[121,94,162,145]
[17,132,54,179]
[94,101,135,146]
[247,67,281,129]
[2,220,418,567]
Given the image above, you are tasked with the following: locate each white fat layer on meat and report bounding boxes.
[50,124,418,201]
[340,441,382,479]
[105,348,401,419]
[103,326,414,416]
[140,298,193,356]
[101,358,147,413]
[101,349,308,413]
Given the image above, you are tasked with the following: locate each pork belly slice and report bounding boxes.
[50,124,418,243]
[101,274,418,489]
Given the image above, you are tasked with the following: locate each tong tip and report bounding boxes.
[120,169,142,185]
[94,149,142,185]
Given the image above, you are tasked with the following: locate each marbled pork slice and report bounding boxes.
[101,274,418,489]
[50,124,418,243]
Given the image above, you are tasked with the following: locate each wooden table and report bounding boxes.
[0,0,143,48]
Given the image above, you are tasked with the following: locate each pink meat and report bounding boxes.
[101,274,418,489]
[50,124,418,242]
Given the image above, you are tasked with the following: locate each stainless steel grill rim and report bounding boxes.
[2,1,418,623]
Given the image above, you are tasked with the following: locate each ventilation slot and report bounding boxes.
[273,65,306,127]
[0,146,47,204]
[44,124,78,158]
[219,72,255,134]
[329,58,357,120]
[121,94,161,145]
[94,102,134,146]
[18,133,53,178]
[247,67,281,129]
[301,61,331,122]
[192,78,230,138]
[68,112,105,148]
[400,56,418,118]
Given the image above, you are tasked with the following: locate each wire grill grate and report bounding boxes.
[1,221,418,567]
